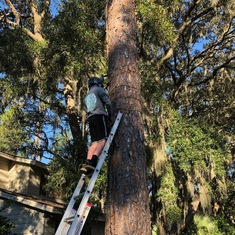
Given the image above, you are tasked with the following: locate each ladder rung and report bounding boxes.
[64,216,75,223]
[73,192,85,200]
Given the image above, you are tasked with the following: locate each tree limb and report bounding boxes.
[1,0,50,42]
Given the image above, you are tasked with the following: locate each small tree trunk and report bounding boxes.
[105,0,151,234]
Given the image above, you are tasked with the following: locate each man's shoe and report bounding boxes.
[80,160,96,175]
[85,163,96,170]
[80,155,98,176]
[80,163,87,173]
[80,167,93,176]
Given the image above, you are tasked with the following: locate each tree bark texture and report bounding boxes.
[105,1,151,234]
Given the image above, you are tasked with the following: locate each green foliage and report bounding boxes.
[0,215,15,235]
[46,159,72,198]
[166,204,181,224]
[27,39,48,54]
[44,129,85,198]
[151,224,158,235]
[183,214,223,235]
[136,0,175,46]
[167,111,226,177]
[217,215,235,235]
[194,215,221,235]
[0,105,29,155]
[157,163,177,202]
[219,180,235,231]
[0,78,15,110]
[0,28,34,78]
[45,0,106,78]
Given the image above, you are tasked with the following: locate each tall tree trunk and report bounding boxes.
[105,1,151,234]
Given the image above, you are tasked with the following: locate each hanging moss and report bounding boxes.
[157,162,181,224]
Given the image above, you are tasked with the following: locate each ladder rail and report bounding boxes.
[67,112,122,235]
[55,174,86,235]
[74,203,92,235]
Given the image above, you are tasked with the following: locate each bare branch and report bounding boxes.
[5,0,21,25]
[190,56,235,86]
[156,2,214,70]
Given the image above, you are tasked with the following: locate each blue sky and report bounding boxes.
[51,0,60,17]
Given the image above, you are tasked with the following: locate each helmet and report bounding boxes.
[88,77,103,88]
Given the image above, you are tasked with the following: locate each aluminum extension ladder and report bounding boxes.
[55,111,122,235]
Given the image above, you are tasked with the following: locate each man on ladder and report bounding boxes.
[80,76,113,175]
[55,76,119,235]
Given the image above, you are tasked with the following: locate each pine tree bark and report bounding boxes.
[105,0,151,234]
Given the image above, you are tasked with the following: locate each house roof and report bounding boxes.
[0,151,47,170]
[0,152,66,215]
[0,188,65,215]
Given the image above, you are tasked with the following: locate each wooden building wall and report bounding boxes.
[0,157,42,196]
[0,198,56,235]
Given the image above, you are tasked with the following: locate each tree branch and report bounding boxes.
[156,1,214,71]
[5,0,21,25]
[190,55,235,87]
[1,0,50,42]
